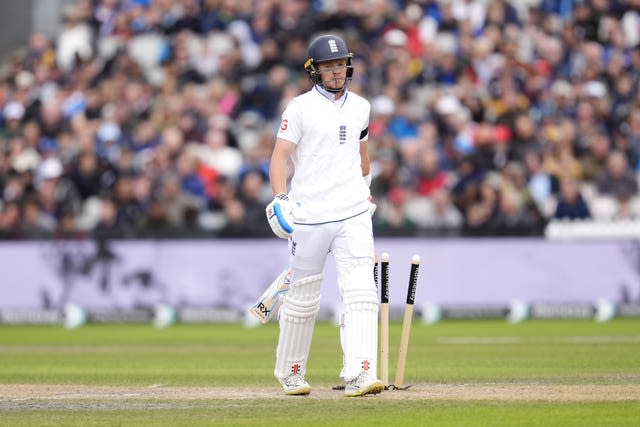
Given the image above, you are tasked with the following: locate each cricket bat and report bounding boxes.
[249,268,292,324]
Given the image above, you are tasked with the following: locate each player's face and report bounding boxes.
[318,58,348,90]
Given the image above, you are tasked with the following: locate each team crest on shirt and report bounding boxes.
[339,125,346,144]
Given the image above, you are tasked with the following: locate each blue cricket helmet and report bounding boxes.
[304,34,354,88]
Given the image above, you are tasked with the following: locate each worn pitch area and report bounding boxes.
[1,383,639,410]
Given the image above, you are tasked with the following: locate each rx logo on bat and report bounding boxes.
[255,302,270,317]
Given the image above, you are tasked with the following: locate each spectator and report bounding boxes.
[0,200,21,238]
[625,109,640,169]
[21,196,56,237]
[597,150,639,198]
[217,198,247,237]
[508,112,540,162]
[69,151,105,200]
[2,102,26,138]
[451,154,485,217]
[554,176,591,220]
[375,185,419,235]
[95,122,123,165]
[140,197,175,236]
[56,5,94,72]
[175,151,206,203]
[414,146,449,197]
[524,149,555,217]
[463,175,500,236]
[35,157,82,223]
[404,188,463,234]
[156,173,202,229]
[371,149,403,200]
[1,0,640,239]
[92,195,126,238]
[492,190,538,236]
[238,64,290,121]
[580,131,611,183]
[112,174,145,231]
[236,170,270,236]
[190,126,242,178]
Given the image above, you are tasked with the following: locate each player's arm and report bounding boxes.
[269,137,296,195]
[266,137,303,239]
[360,128,376,216]
[360,139,370,179]
[359,127,371,185]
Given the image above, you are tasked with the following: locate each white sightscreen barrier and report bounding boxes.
[0,238,639,310]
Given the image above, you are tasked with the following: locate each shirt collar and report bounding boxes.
[315,85,348,106]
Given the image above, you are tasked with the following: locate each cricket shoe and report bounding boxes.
[344,371,384,397]
[279,373,311,396]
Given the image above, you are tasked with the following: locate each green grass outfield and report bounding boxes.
[1,318,639,426]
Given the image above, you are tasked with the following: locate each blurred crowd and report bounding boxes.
[1,0,640,239]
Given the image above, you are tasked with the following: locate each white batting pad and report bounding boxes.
[274,274,322,380]
[341,296,379,381]
[338,259,379,381]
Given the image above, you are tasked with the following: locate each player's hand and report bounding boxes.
[266,193,306,239]
[368,196,377,217]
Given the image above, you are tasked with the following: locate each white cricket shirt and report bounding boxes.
[277,86,371,224]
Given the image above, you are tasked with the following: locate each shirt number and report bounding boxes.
[280,119,288,131]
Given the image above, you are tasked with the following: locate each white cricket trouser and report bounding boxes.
[274,210,378,382]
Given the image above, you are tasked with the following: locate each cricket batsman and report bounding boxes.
[264,33,383,397]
